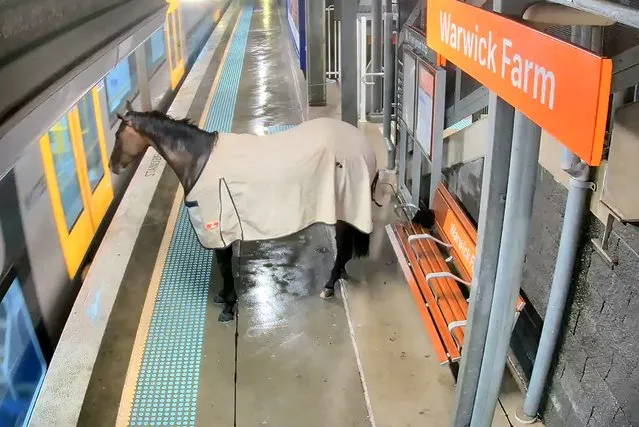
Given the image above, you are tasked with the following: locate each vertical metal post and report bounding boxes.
[517,25,599,424]
[451,93,515,427]
[470,111,541,427]
[305,0,327,105]
[135,45,152,111]
[327,6,333,78]
[338,20,342,78]
[340,0,358,125]
[371,0,382,112]
[359,16,368,122]
[382,0,395,169]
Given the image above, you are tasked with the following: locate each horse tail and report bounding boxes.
[371,170,382,207]
[352,228,371,258]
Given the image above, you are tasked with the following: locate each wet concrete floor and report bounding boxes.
[197,1,370,425]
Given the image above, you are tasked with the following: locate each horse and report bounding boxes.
[109,101,382,323]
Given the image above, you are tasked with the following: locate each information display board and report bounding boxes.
[402,51,417,134]
[416,64,435,157]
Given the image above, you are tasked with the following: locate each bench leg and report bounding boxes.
[322,221,355,299]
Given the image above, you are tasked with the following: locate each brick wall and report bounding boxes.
[445,159,639,426]
[520,166,639,427]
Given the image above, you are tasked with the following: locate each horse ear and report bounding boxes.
[116,112,132,127]
[126,100,133,112]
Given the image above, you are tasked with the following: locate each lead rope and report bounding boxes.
[233,245,240,427]
[218,177,242,427]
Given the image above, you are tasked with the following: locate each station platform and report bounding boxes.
[29,1,534,426]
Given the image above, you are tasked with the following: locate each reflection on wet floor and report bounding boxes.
[235,226,370,427]
[239,225,335,334]
[210,1,372,425]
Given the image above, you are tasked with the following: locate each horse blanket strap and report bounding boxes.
[183,117,377,249]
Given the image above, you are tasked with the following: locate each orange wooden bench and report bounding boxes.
[386,183,526,365]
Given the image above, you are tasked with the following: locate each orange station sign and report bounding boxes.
[426,0,612,166]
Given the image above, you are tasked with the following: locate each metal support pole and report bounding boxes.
[470,111,541,427]
[451,93,515,427]
[382,0,395,169]
[305,0,327,106]
[340,0,357,125]
[371,0,382,112]
[517,24,598,424]
[134,46,152,111]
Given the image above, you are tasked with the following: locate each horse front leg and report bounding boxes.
[321,221,353,299]
[213,246,237,322]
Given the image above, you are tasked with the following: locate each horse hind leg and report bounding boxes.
[321,221,370,299]
[213,246,237,322]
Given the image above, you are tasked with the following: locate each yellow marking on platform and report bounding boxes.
[199,8,243,128]
[114,187,182,427]
[114,9,244,426]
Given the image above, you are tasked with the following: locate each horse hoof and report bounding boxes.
[218,310,234,323]
[320,288,335,299]
[213,294,225,305]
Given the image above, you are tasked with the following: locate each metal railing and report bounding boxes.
[325,5,341,80]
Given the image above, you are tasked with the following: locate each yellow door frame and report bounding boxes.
[40,87,114,278]
[166,0,185,89]
[40,115,94,278]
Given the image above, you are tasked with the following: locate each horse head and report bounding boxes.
[109,101,152,174]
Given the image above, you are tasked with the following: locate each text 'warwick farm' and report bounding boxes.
[439,11,556,110]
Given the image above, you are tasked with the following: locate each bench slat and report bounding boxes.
[396,225,462,363]
[408,224,469,347]
[385,224,451,365]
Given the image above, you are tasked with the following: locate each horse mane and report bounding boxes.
[127,109,215,156]
[132,109,204,132]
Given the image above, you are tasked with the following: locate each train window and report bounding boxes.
[78,92,104,192]
[145,25,166,77]
[105,58,133,114]
[104,55,138,124]
[0,274,46,427]
[47,116,84,231]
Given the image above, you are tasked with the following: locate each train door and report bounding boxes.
[39,87,114,278]
[166,0,185,90]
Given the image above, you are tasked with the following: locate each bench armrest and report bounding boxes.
[408,233,453,250]
[424,271,472,302]
[448,320,467,350]
[394,203,419,218]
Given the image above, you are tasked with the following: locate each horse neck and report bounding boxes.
[133,117,214,194]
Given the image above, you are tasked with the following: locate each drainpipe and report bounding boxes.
[382,0,396,169]
[516,25,599,424]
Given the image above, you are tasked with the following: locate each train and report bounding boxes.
[0,0,229,424]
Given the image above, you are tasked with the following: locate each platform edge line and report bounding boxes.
[114,185,184,427]
[198,6,244,129]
